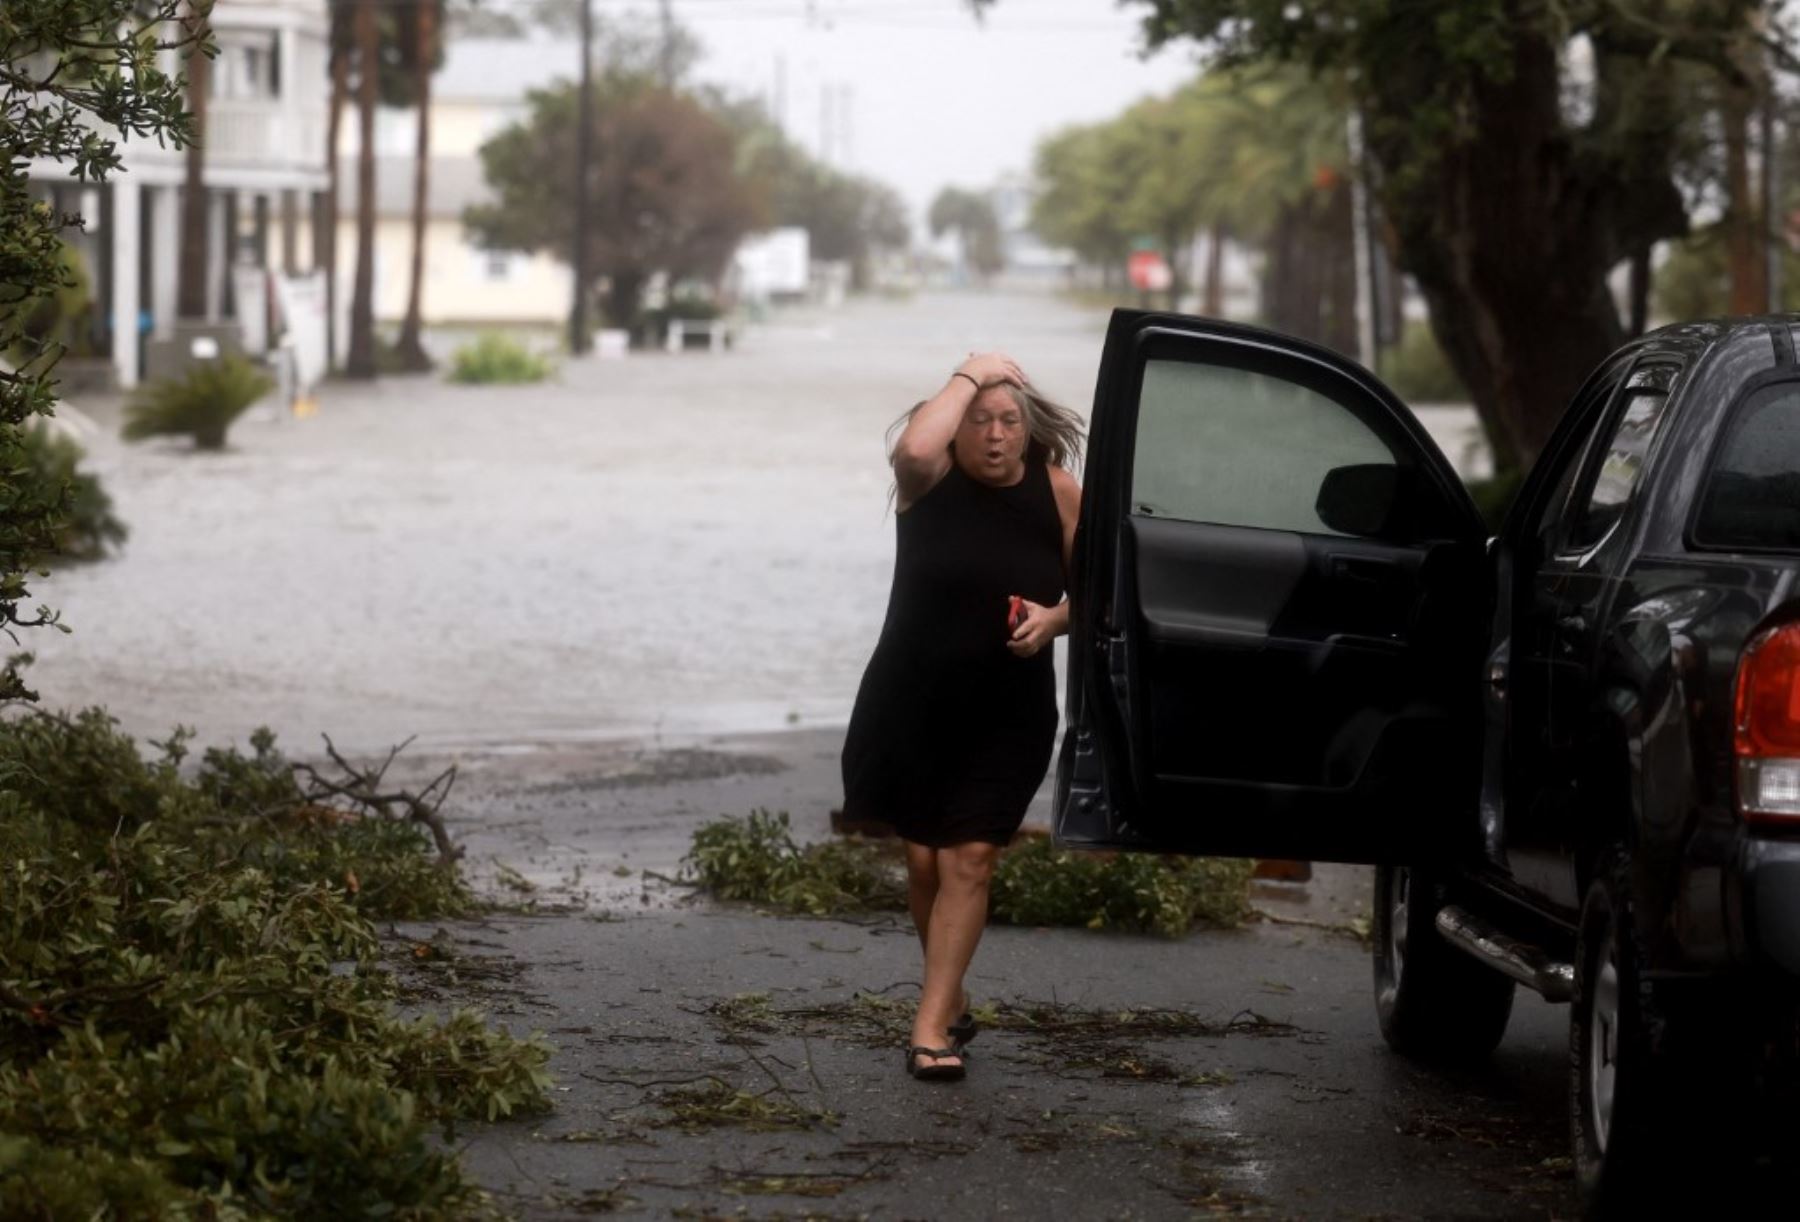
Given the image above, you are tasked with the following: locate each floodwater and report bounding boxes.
[30,291,1486,755]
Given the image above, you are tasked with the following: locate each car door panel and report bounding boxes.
[1056,311,1491,866]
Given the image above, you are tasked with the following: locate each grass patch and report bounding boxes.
[0,708,551,1217]
[683,811,1253,936]
[446,332,555,385]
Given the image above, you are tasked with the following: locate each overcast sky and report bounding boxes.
[625,0,1205,220]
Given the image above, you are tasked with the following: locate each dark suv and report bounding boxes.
[1055,310,1800,1216]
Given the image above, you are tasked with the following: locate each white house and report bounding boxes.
[27,0,332,390]
[333,36,577,329]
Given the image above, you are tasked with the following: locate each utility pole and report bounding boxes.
[569,0,594,353]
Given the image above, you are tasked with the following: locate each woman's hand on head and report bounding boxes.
[1006,598,1059,657]
[957,352,1027,391]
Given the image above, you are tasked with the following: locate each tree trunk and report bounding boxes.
[1365,14,1686,470]
[1627,244,1652,337]
[1202,222,1225,316]
[324,8,349,371]
[1725,79,1766,315]
[345,0,380,379]
[1163,229,1188,312]
[177,20,210,320]
[608,272,647,345]
[1323,179,1359,359]
[393,0,436,371]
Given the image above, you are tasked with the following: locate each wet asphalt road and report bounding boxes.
[393,727,1578,1220]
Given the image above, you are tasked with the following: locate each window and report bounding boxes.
[1129,358,1398,537]
[1562,364,1677,553]
[482,250,512,281]
[211,32,281,100]
[1694,382,1800,550]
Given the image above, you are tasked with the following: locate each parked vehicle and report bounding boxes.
[1055,310,1800,1216]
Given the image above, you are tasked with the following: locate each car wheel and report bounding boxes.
[1372,863,1515,1061]
[1571,847,1689,1217]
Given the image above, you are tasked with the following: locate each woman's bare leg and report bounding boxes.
[903,840,938,951]
[910,841,1000,1068]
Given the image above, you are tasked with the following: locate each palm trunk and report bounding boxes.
[345,0,380,379]
[177,11,210,320]
[323,7,349,370]
[393,0,436,371]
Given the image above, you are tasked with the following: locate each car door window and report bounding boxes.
[1130,358,1398,536]
[1561,365,1678,554]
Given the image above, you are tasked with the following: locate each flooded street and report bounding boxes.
[34,291,1485,755]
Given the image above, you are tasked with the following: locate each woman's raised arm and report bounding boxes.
[892,352,1026,508]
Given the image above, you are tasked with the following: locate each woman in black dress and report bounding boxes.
[841,351,1084,1081]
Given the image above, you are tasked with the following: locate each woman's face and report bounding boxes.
[953,387,1029,485]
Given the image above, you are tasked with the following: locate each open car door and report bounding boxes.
[1055,312,1490,864]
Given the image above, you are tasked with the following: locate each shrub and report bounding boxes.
[6,241,100,367]
[446,333,553,385]
[682,812,1253,936]
[0,709,551,1215]
[990,836,1252,936]
[122,354,273,450]
[1377,320,1468,404]
[684,809,905,915]
[16,425,126,561]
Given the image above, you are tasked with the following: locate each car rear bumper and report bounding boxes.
[1737,836,1800,977]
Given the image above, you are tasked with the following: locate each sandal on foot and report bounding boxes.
[905,1045,966,1082]
[948,1011,978,1046]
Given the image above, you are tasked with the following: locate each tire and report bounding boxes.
[1372,863,1515,1061]
[1570,846,1696,1218]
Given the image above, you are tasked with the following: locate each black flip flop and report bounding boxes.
[905,1045,967,1082]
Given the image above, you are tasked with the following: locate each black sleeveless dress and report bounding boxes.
[840,457,1066,847]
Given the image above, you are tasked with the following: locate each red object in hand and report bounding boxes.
[1008,596,1028,633]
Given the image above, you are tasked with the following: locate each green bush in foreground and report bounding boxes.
[122,354,274,450]
[446,333,554,385]
[0,709,551,1217]
[682,810,1252,936]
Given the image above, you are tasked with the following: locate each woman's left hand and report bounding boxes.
[1007,598,1063,657]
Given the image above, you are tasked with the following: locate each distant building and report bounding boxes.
[333,36,576,329]
[26,0,332,389]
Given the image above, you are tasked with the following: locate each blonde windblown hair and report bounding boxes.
[886,383,1086,474]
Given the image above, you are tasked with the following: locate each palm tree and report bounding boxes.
[392,0,441,371]
[177,1,211,320]
[344,0,379,378]
[324,0,352,368]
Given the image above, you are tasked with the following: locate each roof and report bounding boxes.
[335,155,490,220]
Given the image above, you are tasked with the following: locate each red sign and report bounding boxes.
[1128,250,1172,292]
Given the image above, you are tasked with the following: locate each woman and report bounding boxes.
[841,351,1084,1081]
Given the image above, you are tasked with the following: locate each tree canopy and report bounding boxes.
[929,188,1005,279]
[465,75,761,329]
[985,0,1790,469]
[0,0,204,699]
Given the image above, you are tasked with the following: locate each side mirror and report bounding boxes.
[1316,463,1407,538]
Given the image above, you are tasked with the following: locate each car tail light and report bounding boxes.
[1735,622,1800,822]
